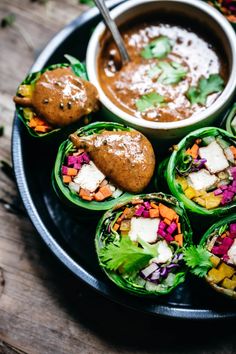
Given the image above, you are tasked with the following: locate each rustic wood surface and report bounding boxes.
[0,1,236,353]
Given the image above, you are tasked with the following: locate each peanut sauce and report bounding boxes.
[98,22,228,122]
[70,130,155,193]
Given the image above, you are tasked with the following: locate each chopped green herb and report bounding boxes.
[141,36,172,59]
[136,92,165,112]
[79,0,95,6]
[1,13,15,28]
[0,126,4,137]
[186,74,224,105]
[158,61,188,85]
[184,245,212,277]
[99,236,157,274]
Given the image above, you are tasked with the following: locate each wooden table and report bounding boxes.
[0,1,236,353]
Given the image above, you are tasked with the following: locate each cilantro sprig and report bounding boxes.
[99,237,157,274]
[157,61,188,85]
[141,36,172,60]
[186,74,224,105]
[135,92,165,112]
[183,245,212,277]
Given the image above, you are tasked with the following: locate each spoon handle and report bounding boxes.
[94,0,130,65]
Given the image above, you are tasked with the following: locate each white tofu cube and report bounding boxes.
[73,161,105,192]
[199,141,229,174]
[128,217,160,243]
[187,168,218,191]
[152,240,173,264]
[228,239,236,266]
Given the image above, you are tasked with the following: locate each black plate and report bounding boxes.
[12,0,236,320]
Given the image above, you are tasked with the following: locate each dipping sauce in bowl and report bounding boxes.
[98,20,228,123]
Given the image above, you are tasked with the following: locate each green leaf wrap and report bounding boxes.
[53,121,134,212]
[95,192,193,296]
[165,127,236,217]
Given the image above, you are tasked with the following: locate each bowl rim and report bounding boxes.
[86,0,236,130]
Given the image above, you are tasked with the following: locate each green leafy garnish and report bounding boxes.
[141,36,172,59]
[64,54,88,80]
[99,237,157,274]
[186,74,224,105]
[218,224,228,236]
[184,245,212,277]
[148,65,162,78]
[158,61,188,85]
[136,92,165,112]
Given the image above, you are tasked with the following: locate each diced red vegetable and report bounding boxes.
[144,201,151,210]
[135,205,145,217]
[166,222,177,235]
[142,210,150,218]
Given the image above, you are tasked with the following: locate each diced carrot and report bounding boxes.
[113,223,120,232]
[230,146,236,159]
[63,175,72,184]
[35,125,50,133]
[94,191,105,201]
[174,234,183,247]
[175,215,179,223]
[195,138,202,145]
[149,209,159,218]
[131,199,144,205]
[150,202,159,209]
[186,144,199,159]
[100,185,112,198]
[159,203,177,221]
[221,233,227,239]
[177,222,181,234]
[163,218,171,225]
[67,168,78,176]
[120,207,131,220]
[79,188,93,201]
[117,217,122,224]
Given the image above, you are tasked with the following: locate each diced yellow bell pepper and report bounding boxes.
[18,84,33,98]
[176,176,188,191]
[193,197,206,207]
[210,255,221,268]
[221,278,236,290]
[23,107,34,121]
[218,262,235,278]
[232,275,236,282]
[184,186,197,199]
[208,268,224,283]
[205,193,221,210]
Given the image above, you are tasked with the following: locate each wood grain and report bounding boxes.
[1,1,236,353]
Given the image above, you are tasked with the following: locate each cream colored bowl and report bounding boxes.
[86,0,236,141]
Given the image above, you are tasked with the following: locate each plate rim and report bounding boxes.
[11,0,236,320]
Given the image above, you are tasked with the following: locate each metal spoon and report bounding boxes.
[94,0,130,66]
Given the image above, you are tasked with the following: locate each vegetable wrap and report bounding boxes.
[225,103,236,136]
[164,127,236,217]
[184,214,236,299]
[13,55,99,138]
[53,122,155,211]
[95,193,192,296]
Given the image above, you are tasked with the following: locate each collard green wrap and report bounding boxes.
[163,127,236,217]
[52,121,133,212]
[14,56,90,138]
[95,193,193,296]
[226,103,236,136]
[184,214,236,299]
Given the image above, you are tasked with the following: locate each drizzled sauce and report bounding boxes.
[98,22,228,122]
[70,130,155,193]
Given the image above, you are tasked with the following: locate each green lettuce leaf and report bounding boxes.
[186,74,224,105]
[141,36,172,59]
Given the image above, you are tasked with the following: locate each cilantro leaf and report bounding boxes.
[99,237,156,274]
[141,36,172,59]
[136,92,165,112]
[183,245,212,277]
[186,74,224,105]
[148,65,162,78]
[157,61,188,85]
